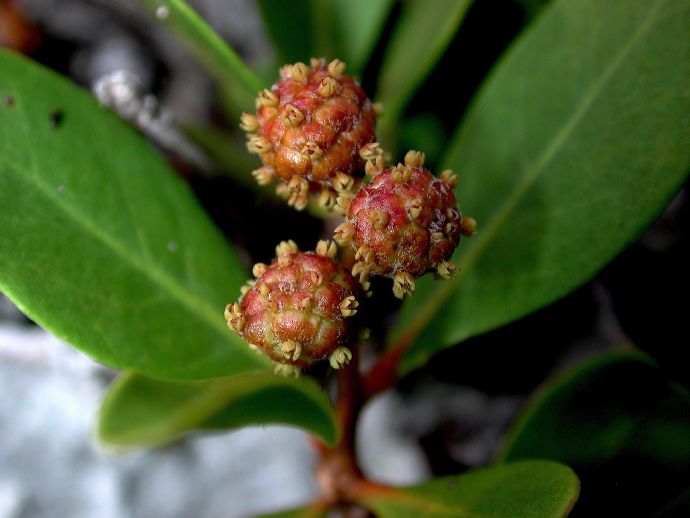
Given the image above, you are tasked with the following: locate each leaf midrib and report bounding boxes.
[0,154,229,340]
[394,0,669,353]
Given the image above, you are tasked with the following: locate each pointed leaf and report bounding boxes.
[0,50,268,379]
[98,371,338,448]
[500,351,690,516]
[355,460,579,518]
[377,0,473,140]
[394,0,690,373]
[139,0,263,111]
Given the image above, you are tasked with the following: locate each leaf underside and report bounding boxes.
[98,371,338,448]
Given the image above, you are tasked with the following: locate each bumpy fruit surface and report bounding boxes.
[225,240,359,371]
[241,58,379,211]
[334,151,476,299]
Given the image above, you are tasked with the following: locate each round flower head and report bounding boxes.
[225,240,360,375]
[334,151,477,299]
[241,58,380,211]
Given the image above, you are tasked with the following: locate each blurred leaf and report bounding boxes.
[258,0,392,75]
[354,460,579,517]
[330,0,394,74]
[139,0,263,111]
[393,0,690,373]
[183,125,261,189]
[499,351,690,517]
[398,113,446,168]
[254,503,329,518]
[377,0,473,143]
[98,371,338,448]
[0,50,268,379]
[257,0,333,65]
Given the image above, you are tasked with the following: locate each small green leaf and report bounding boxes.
[394,0,690,373]
[98,371,338,448]
[139,0,263,111]
[376,0,473,143]
[330,0,394,74]
[0,50,267,379]
[500,351,690,516]
[355,460,579,518]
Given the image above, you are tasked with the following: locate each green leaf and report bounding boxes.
[253,503,329,518]
[393,0,690,373]
[354,460,579,518]
[257,0,333,65]
[258,0,392,75]
[376,0,473,143]
[98,371,338,448]
[329,0,394,74]
[0,50,268,379]
[139,0,263,111]
[500,351,690,516]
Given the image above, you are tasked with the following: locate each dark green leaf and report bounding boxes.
[98,371,338,448]
[394,0,690,373]
[376,0,473,143]
[500,351,690,517]
[257,0,333,65]
[258,0,392,75]
[355,460,579,517]
[330,0,394,74]
[0,50,268,379]
[139,0,263,111]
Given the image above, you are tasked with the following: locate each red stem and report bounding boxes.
[361,338,408,399]
[314,346,365,504]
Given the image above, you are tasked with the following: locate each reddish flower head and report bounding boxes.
[334,151,476,298]
[225,240,359,373]
[241,58,380,211]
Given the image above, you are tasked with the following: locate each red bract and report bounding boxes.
[334,151,477,299]
[241,58,380,211]
[225,240,359,375]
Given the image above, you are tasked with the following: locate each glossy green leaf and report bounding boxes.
[330,0,394,74]
[0,50,269,379]
[394,0,690,373]
[377,0,472,142]
[98,371,338,448]
[139,0,263,111]
[355,460,579,518]
[500,351,690,516]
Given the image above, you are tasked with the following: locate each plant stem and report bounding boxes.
[361,339,407,398]
[314,346,366,505]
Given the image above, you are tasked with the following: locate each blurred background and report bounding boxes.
[1,0,688,516]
